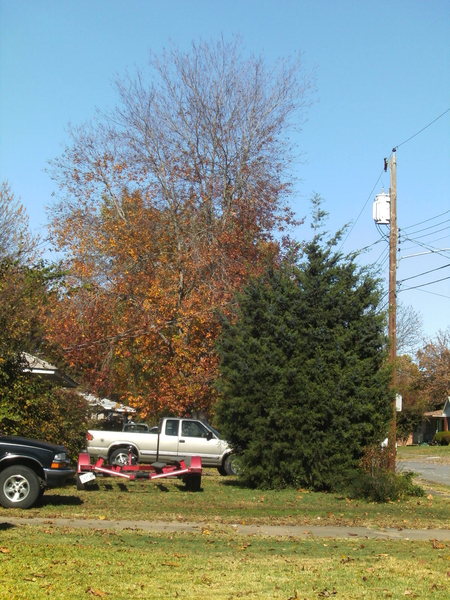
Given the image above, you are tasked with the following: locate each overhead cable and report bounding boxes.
[339,168,384,251]
[402,209,450,231]
[399,274,450,292]
[393,107,450,151]
[398,263,450,284]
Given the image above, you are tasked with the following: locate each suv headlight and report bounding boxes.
[53,452,67,461]
[51,452,70,468]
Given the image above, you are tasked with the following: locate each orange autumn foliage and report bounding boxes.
[46,39,313,417]
[46,190,279,417]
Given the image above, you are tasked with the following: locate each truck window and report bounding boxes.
[181,420,209,438]
[165,419,179,436]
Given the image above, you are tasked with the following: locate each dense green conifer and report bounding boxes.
[216,196,393,489]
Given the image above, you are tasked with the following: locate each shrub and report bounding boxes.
[433,431,450,446]
[343,444,425,502]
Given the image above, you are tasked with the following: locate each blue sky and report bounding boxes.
[1,0,449,340]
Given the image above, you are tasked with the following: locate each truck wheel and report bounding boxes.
[0,465,41,509]
[217,465,227,476]
[224,454,239,476]
[110,448,137,466]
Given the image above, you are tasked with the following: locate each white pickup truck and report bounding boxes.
[86,417,238,475]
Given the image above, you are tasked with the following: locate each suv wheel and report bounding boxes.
[0,465,41,509]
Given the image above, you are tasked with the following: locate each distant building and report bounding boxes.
[21,352,78,388]
[413,397,450,444]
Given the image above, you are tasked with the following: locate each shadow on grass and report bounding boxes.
[39,494,83,507]
[0,522,16,530]
[173,483,204,493]
[220,478,251,489]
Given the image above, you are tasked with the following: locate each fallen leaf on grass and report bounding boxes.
[0,547,10,554]
[432,539,444,550]
[200,574,212,586]
[87,587,108,597]
[318,588,337,597]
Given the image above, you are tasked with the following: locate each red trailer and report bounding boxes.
[77,450,202,491]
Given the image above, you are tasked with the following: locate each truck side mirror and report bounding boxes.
[206,431,213,441]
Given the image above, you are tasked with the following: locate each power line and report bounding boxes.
[402,287,450,300]
[358,237,385,252]
[400,237,450,259]
[398,263,450,284]
[402,217,450,236]
[339,168,384,251]
[402,209,450,232]
[399,274,450,292]
[393,107,450,151]
[402,224,450,242]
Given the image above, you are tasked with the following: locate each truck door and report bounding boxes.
[159,419,180,462]
[179,420,222,466]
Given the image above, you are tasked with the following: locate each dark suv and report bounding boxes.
[0,436,75,508]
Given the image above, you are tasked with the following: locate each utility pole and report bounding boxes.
[388,151,397,472]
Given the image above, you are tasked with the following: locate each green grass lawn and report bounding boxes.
[1,470,449,530]
[398,445,450,463]
[1,466,449,598]
[1,525,449,599]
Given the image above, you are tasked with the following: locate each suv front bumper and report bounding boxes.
[44,468,76,488]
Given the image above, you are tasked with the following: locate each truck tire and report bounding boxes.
[0,465,41,509]
[224,454,239,476]
[110,448,138,466]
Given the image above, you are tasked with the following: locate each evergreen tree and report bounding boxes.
[215,196,393,489]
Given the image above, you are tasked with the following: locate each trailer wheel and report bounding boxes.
[110,448,138,466]
[185,474,201,492]
[0,465,41,509]
[76,475,86,491]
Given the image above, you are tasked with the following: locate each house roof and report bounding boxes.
[424,397,450,419]
[21,352,78,388]
[80,393,136,415]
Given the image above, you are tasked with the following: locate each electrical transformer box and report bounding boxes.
[373,192,390,224]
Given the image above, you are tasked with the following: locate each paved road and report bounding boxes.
[398,458,450,486]
[3,517,450,541]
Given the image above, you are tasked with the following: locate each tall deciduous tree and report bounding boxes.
[395,355,426,441]
[0,184,87,454]
[0,181,39,263]
[46,38,315,416]
[215,196,392,490]
[396,302,423,356]
[417,327,450,410]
